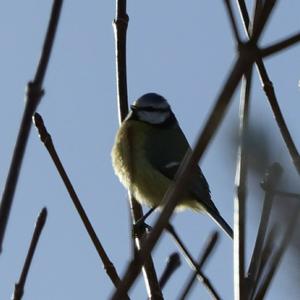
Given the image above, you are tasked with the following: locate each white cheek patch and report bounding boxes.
[137,111,170,124]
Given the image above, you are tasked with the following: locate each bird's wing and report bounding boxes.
[162,160,220,213]
[147,125,220,215]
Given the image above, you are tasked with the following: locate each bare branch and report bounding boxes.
[236,0,250,32]
[264,189,300,201]
[236,0,300,175]
[159,252,181,289]
[246,163,283,297]
[113,1,163,299]
[261,32,300,58]
[234,67,252,300]
[255,208,299,299]
[251,0,277,42]
[12,208,47,300]
[251,225,278,297]
[32,113,126,295]
[223,0,242,44]
[250,1,264,37]
[113,0,129,123]
[166,225,220,300]
[33,1,63,86]
[0,0,63,254]
[178,231,219,300]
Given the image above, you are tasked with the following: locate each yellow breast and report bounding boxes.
[111,120,172,208]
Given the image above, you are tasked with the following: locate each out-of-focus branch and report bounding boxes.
[234,67,252,300]
[250,0,277,43]
[166,225,220,300]
[251,225,278,297]
[113,1,163,299]
[261,32,300,58]
[263,189,300,201]
[236,0,300,175]
[250,0,264,37]
[158,252,181,289]
[12,208,47,300]
[178,231,219,300]
[223,0,242,44]
[255,208,299,299]
[0,0,63,254]
[33,113,126,295]
[246,163,283,297]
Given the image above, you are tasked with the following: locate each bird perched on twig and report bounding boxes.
[111,93,233,239]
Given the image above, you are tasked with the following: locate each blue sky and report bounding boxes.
[0,1,300,299]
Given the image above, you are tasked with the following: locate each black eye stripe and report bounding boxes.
[131,105,169,112]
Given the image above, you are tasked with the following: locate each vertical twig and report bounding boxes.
[33,114,127,295]
[113,1,163,299]
[0,0,63,253]
[250,0,277,43]
[233,67,252,300]
[11,208,47,300]
[113,0,129,123]
[251,225,278,297]
[250,0,264,37]
[246,163,283,297]
[178,231,219,300]
[223,0,242,44]
[254,208,299,299]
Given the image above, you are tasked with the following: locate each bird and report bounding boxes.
[111,93,233,239]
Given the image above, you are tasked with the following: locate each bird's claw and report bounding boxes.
[132,220,152,237]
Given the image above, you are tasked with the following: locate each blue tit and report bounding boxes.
[111,93,233,239]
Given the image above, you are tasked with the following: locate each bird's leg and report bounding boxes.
[133,207,157,236]
[136,206,156,225]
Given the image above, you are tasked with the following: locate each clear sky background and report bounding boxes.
[0,1,300,299]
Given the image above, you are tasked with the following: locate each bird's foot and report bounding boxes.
[132,220,152,237]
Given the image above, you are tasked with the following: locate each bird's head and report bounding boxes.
[129,93,173,125]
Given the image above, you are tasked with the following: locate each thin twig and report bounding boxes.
[236,0,300,175]
[261,32,300,58]
[158,252,181,289]
[0,0,63,254]
[251,0,277,43]
[236,0,249,33]
[178,231,219,300]
[223,0,242,44]
[111,41,261,300]
[113,0,129,123]
[32,113,127,296]
[234,67,252,300]
[251,225,278,298]
[254,208,299,299]
[246,163,283,298]
[113,1,163,299]
[166,225,220,300]
[12,208,47,300]
[250,0,264,37]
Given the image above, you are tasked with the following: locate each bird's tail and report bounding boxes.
[207,209,233,239]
